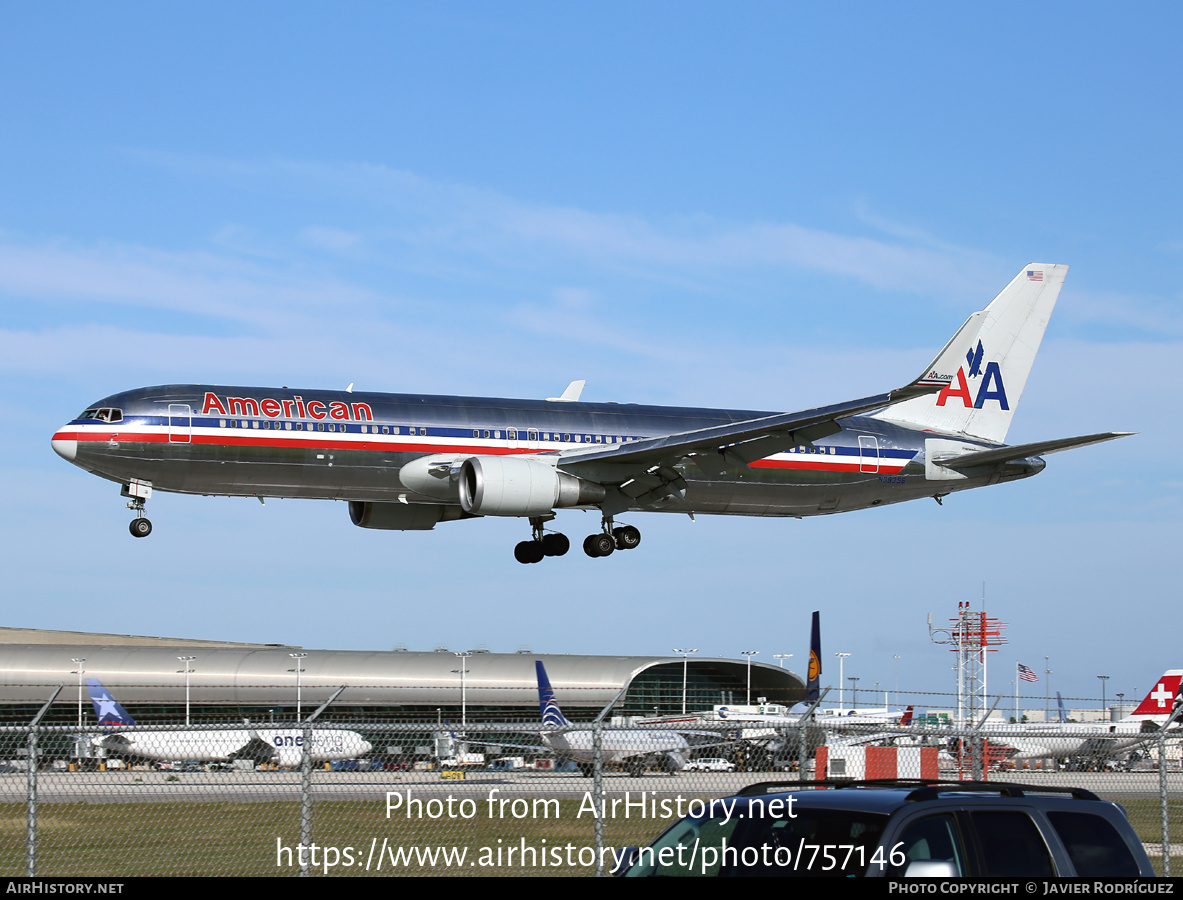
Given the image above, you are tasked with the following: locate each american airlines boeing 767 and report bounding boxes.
[51,264,1128,562]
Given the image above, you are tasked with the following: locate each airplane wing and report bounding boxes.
[937,432,1134,470]
[555,316,976,497]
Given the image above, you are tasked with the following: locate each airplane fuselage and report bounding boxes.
[52,383,1042,521]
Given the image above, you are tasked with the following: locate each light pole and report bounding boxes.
[673,648,698,715]
[288,653,307,721]
[176,656,196,725]
[1044,657,1052,722]
[71,658,86,728]
[849,676,860,709]
[894,654,901,706]
[1098,675,1109,722]
[773,653,793,668]
[742,651,759,705]
[453,652,472,726]
[835,653,851,708]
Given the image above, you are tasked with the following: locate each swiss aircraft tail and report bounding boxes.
[806,610,821,703]
[874,264,1068,444]
[535,661,569,728]
[86,678,136,726]
[1128,670,1183,721]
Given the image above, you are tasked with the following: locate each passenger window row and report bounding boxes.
[209,420,640,444]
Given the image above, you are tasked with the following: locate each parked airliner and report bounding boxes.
[534,661,690,776]
[51,264,1128,562]
[981,671,1183,763]
[82,679,372,766]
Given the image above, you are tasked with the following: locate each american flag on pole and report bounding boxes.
[1018,663,1038,683]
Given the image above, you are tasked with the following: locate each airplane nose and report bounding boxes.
[51,434,78,461]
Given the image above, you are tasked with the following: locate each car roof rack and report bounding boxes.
[735,778,1101,802]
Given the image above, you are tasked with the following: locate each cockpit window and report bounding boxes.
[79,408,123,423]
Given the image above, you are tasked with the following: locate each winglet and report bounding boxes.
[546,380,586,403]
[85,678,136,726]
[536,661,569,727]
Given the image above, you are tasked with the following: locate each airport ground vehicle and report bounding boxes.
[682,757,736,772]
[615,779,1155,877]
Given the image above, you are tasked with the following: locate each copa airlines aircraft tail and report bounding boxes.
[533,661,689,776]
[83,678,371,765]
[51,264,1131,563]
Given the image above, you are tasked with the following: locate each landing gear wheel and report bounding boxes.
[626,758,645,777]
[514,540,544,564]
[129,518,153,538]
[541,533,570,557]
[584,532,615,557]
[613,525,641,550]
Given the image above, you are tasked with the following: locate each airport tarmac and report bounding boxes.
[3,769,1179,804]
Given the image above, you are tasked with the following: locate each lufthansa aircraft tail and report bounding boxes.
[86,678,136,726]
[535,661,570,728]
[874,264,1067,444]
[806,610,821,703]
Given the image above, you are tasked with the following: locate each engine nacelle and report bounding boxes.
[348,501,470,530]
[458,456,606,516]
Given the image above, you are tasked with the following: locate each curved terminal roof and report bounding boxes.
[0,637,804,713]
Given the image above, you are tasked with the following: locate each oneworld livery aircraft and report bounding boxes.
[82,678,372,766]
[51,264,1129,562]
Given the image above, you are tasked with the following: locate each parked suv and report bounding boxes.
[615,779,1155,877]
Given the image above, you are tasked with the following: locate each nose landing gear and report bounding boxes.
[121,479,153,538]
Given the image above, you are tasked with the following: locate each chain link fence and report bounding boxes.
[0,716,1178,877]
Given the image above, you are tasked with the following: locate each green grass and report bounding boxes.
[0,798,667,877]
[2,794,1177,877]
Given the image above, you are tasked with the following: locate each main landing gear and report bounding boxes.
[514,516,571,564]
[582,516,641,559]
[122,479,153,538]
[512,514,643,563]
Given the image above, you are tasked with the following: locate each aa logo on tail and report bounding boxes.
[936,340,1009,411]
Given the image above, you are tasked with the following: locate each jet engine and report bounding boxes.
[457,456,606,516]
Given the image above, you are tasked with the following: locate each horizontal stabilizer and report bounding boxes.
[941,432,1133,470]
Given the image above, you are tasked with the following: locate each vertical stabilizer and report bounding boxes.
[1128,671,1183,721]
[875,264,1067,443]
[535,661,569,728]
[85,678,136,726]
[807,611,821,703]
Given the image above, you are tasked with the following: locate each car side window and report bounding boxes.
[1047,811,1141,877]
[969,811,1054,877]
[888,813,967,877]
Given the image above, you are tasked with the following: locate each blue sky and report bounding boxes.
[2,4,1179,711]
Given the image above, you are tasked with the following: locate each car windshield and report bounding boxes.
[625,800,888,877]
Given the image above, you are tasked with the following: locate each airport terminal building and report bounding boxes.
[0,628,804,725]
